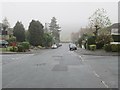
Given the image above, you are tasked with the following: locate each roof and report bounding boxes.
[111,23,120,28]
[110,23,120,33]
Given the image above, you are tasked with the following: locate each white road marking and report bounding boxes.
[101,81,109,88]
[76,54,109,88]
[79,56,84,62]
[92,71,109,88]
[93,71,100,78]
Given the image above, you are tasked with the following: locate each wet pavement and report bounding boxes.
[2,43,118,88]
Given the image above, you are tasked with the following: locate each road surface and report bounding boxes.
[2,43,118,88]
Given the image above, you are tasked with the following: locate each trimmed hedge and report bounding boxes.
[104,44,111,52]
[104,44,120,52]
[86,36,96,50]
[89,45,96,51]
[111,44,120,52]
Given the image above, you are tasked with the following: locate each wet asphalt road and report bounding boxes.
[2,43,118,88]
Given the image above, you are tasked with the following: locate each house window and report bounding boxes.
[111,28,119,35]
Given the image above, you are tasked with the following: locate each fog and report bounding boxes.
[1,2,118,41]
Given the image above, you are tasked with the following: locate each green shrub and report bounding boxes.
[78,38,82,48]
[17,45,25,52]
[37,45,42,49]
[111,44,120,52]
[9,47,14,52]
[16,42,29,52]
[87,36,96,50]
[96,42,104,49]
[89,45,96,51]
[104,44,112,52]
[7,36,16,46]
[9,46,18,52]
[96,34,113,49]
[21,42,30,50]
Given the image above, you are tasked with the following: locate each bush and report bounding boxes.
[96,42,104,49]
[89,45,96,51]
[43,33,53,47]
[17,44,25,52]
[9,46,18,52]
[16,42,30,52]
[87,36,96,50]
[96,34,113,49]
[111,44,120,52]
[21,42,30,50]
[37,45,42,49]
[104,44,111,52]
[78,38,82,48]
[7,36,16,46]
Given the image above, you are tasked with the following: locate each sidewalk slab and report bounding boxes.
[75,48,119,56]
[0,52,33,55]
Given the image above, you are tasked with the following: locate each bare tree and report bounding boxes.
[89,8,111,36]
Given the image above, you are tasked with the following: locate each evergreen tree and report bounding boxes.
[13,21,25,42]
[43,33,53,47]
[49,17,61,44]
[28,20,44,46]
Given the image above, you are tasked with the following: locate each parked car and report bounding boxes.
[69,43,77,51]
[56,43,62,47]
[51,44,58,49]
[0,40,8,47]
[59,43,62,47]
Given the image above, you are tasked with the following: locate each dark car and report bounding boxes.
[0,40,8,47]
[56,43,62,47]
[69,43,77,51]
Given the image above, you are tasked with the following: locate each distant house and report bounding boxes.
[44,23,51,33]
[0,23,13,40]
[0,23,3,35]
[110,23,120,44]
[111,23,120,34]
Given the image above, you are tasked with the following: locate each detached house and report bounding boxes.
[0,23,13,40]
[110,23,120,44]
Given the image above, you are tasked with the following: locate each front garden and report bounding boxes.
[78,33,120,52]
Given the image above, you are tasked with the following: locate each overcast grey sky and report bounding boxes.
[1,2,118,41]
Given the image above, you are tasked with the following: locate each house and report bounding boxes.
[0,23,13,40]
[110,23,120,44]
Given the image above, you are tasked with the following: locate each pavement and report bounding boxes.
[0,48,50,55]
[1,46,119,56]
[2,43,118,88]
[75,48,119,56]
